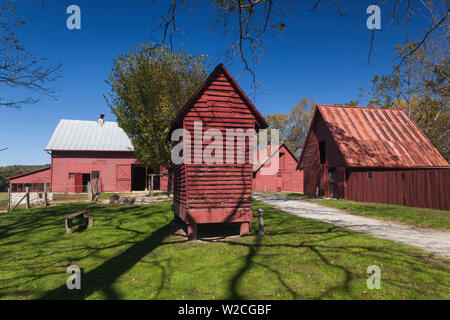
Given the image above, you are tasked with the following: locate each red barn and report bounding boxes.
[44,117,168,193]
[9,166,51,192]
[253,143,303,193]
[169,64,268,239]
[298,105,450,210]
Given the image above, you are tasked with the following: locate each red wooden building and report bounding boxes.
[298,105,450,210]
[253,143,303,193]
[169,64,268,239]
[9,166,51,192]
[9,116,168,194]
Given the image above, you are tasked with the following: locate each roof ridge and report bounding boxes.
[317,104,405,112]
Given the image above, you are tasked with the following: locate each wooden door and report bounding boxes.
[116,164,131,191]
[276,172,282,192]
[328,168,338,198]
[74,173,83,193]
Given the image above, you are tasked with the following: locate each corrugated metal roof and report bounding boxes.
[45,119,134,151]
[317,105,449,168]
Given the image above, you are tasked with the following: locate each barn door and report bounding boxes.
[74,173,83,193]
[328,168,338,198]
[116,164,131,192]
[282,175,292,192]
[276,172,282,192]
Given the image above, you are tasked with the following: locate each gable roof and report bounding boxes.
[299,105,449,169]
[254,143,298,172]
[45,119,134,152]
[169,64,268,133]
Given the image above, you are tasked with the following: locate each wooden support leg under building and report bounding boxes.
[240,222,250,236]
[187,223,197,240]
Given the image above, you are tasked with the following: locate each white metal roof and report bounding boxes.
[45,119,134,151]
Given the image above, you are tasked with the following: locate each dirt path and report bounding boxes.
[253,193,450,258]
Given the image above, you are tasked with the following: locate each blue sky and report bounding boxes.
[0,0,428,165]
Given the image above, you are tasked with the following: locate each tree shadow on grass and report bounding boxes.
[225,229,355,299]
[39,222,175,300]
[223,202,450,300]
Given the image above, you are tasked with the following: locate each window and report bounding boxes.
[68,173,75,179]
[12,184,17,192]
[91,171,100,179]
[368,172,372,179]
[319,141,326,164]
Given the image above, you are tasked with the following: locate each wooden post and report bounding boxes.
[150,175,154,198]
[65,218,72,234]
[187,223,197,240]
[87,181,93,201]
[25,187,30,209]
[145,167,148,191]
[240,222,250,236]
[44,184,48,207]
[258,208,264,236]
[7,187,11,212]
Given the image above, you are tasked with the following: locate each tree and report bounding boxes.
[0,0,60,108]
[151,1,450,84]
[367,43,449,160]
[105,43,208,193]
[265,97,316,157]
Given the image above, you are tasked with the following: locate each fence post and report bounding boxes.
[25,187,30,209]
[150,175,154,198]
[44,184,48,206]
[258,208,264,236]
[7,187,11,212]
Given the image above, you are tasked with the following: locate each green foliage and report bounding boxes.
[0,165,49,192]
[265,97,316,157]
[104,43,208,174]
[367,43,449,160]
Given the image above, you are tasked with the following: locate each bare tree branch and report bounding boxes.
[0,0,61,108]
[150,0,449,88]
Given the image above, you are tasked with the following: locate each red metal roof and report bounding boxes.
[316,105,449,168]
[169,64,268,133]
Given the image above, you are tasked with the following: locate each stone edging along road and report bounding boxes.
[253,193,450,259]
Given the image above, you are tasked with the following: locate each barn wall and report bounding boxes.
[177,71,256,224]
[300,112,346,196]
[347,168,450,211]
[253,145,303,193]
[9,168,51,190]
[172,164,187,220]
[51,151,138,193]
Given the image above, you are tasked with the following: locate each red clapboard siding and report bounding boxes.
[346,169,449,210]
[253,144,303,193]
[169,64,267,235]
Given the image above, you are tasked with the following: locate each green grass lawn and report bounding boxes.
[314,199,450,231]
[0,200,449,300]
